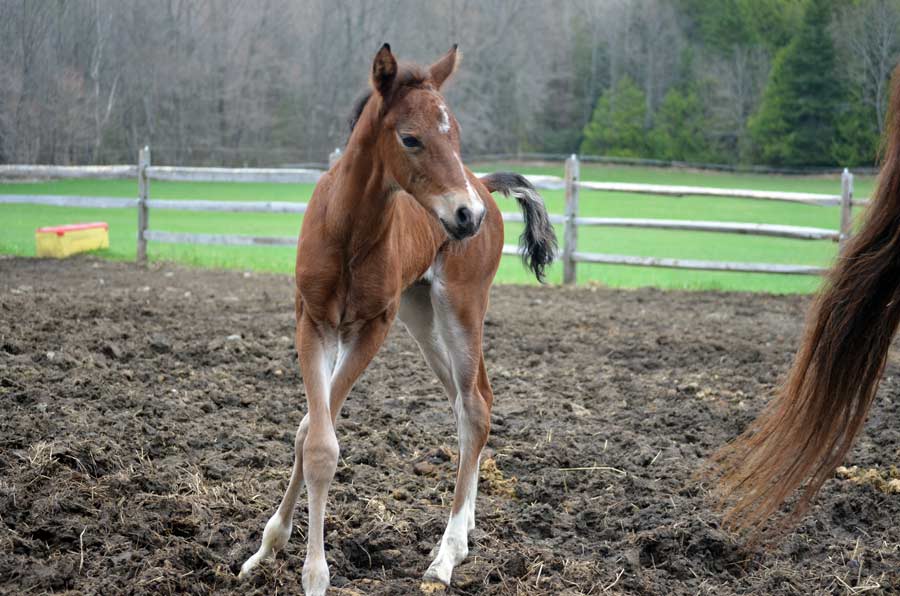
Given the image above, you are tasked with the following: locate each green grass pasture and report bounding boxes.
[0,164,876,293]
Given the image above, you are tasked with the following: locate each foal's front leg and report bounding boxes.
[303,314,395,595]
[240,313,336,584]
[241,312,392,596]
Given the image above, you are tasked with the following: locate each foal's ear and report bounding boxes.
[429,44,460,89]
[372,43,397,98]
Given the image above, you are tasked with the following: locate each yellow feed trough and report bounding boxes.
[36,222,109,258]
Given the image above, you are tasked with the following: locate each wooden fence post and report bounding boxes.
[839,168,853,254]
[563,154,580,285]
[137,146,150,266]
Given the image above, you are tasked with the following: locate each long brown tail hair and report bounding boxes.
[711,65,900,536]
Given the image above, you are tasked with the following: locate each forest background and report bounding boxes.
[3,0,896,169]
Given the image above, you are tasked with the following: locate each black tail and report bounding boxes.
[480,172,557,283]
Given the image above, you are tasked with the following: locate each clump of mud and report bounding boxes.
[479,458,517,499]
[837,466,900,494]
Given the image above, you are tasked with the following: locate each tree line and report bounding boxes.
[1,0,897,168]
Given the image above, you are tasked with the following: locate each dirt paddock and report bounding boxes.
[2,256,899,595]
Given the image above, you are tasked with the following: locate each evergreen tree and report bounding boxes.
[678,0,803,54]
[651,86,711,162]
[749,0,844,166]
[580,76,648,158]
[832,89,881,167]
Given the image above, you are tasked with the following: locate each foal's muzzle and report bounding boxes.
[442,206,484,240]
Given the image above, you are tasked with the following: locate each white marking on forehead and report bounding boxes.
[438,103,450,134]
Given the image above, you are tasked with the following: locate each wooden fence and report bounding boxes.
[0,148,867,284]
[556,154,867,283]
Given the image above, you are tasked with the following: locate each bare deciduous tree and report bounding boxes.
[835,0,900,133]
[0,0,891,166]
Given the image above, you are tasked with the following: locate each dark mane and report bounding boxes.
[348,92,372,133]
[348,65,429,134]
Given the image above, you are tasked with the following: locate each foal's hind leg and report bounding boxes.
[423,352,492,586]
[399,286,490,537]
[410,287,493,586]
[398,285,455,398]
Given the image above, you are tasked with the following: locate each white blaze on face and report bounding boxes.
[438,103,451,134]
[454,152,484,217]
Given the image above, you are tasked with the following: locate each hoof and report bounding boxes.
[239,515,293,579]
[238,552,264,579]
[303,558,330,596]
[419,579,449,593]
[422,561,453,588]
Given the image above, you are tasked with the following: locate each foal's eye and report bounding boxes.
[401,135,422,149]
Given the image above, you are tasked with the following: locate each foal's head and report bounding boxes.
[351,44,485,240]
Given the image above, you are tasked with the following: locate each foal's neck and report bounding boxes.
[332,150,392,240]
[329,113,397,248]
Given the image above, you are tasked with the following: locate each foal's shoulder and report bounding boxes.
[310,170,336,203]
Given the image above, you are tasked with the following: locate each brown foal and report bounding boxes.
[239,44,556,595]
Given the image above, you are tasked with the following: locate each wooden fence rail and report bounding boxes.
[0,195,137,208]
[557,154,858,283]
[572,218,840,240]
[143,230,297,246]
[0,148,864,284]
[572,252,826,275]
[146,200,307,213]
[0,165,137,180]
[577,180,857,206]
[146,165,321,184]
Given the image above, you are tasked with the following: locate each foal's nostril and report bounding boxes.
[456,206,473,227]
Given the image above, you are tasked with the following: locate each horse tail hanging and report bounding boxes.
[480,172,557,282]
[710,65,900,537]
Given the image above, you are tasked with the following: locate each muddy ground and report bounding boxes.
[1,256,899,595]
